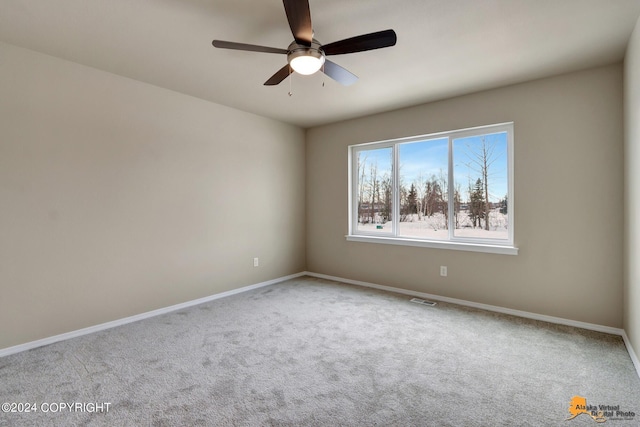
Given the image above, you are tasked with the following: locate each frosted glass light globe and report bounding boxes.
[290,54,325,75]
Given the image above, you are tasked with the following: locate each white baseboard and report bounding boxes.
[621,330,640,380]
[4,270,640,382]
[305,272,626,335]
[305,271,640,380]
[0,272,306,358]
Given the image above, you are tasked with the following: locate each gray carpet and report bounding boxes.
[1,276,639,426]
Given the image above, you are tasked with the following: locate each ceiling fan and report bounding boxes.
[212,0,397,86]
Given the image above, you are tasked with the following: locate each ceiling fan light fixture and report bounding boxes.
[288,48,325,75]
[213,0,397,87]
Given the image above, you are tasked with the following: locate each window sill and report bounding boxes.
[345,234,519,255]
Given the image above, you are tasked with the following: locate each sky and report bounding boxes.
[357,132,509,202]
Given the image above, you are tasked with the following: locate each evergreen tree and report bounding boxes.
[469,178,485,228]
[407,183,418,215]
[380,176,392,222]
[454,186,462,228]
[462,137,500,230]
[499,195,508,215]
[399,185,408,221]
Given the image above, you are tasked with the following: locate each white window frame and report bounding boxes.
[347,123,517,255]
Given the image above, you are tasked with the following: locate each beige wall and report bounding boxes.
[307,64,624,328]
[0,42,306,349]
[624,17,640,360]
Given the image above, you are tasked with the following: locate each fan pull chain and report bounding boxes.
[322,61,325,87]
[288,67,293,96]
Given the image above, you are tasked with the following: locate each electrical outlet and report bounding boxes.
[253,257,259,267]
[440,266,447,277]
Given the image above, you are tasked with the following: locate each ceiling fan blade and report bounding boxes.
[264,64,292,86]
[282,0,313,45]
[323,29,397,56]
[212,40,288,54]
[322,60,358,86]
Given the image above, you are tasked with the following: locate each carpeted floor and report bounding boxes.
[1,276,639,426]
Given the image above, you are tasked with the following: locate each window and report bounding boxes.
[348,123,516,255]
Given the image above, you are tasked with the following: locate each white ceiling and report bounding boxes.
[1,0,640,128]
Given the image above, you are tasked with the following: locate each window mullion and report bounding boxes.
[392,143,400,237]
[351,148,359,235]
[447,137,455,240]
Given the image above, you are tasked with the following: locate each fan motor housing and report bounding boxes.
[287,39,325,69]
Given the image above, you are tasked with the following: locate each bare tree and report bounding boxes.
[413,173,425,220]
[357,153,368,224]
[437,169,448,227]
[454,183,462,228]
[462,137,503,231]
[369,162,378,224]
[381,174,392,222]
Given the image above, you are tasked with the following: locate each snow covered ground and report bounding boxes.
[357,211,508,240]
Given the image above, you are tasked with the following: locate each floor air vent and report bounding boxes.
[410,298,437,306]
